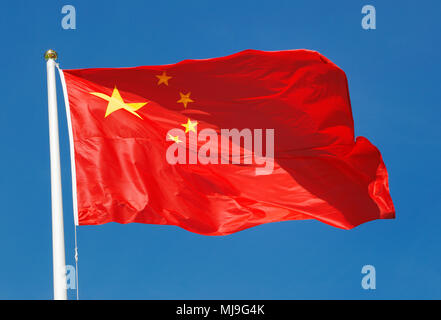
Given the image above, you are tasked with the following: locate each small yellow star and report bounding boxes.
[177,92,194,108]
[167,134,183,144]
[181,119,198,133]
[156,71,172,86]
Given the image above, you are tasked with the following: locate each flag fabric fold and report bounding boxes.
[60,49,394,235]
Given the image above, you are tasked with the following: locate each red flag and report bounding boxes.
[60,49,394,235]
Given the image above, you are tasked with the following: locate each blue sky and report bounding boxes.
[0,0,440,299]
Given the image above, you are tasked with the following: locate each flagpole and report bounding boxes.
[45,49,67,300]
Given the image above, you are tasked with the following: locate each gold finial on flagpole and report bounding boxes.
[44,49,58,61]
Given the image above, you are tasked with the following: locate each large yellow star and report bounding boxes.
[89,87,148,119]
[156,71,172,86]
[181,118,198,133]
[177,92,194,108]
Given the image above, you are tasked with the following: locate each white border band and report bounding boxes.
[57,67,79,226]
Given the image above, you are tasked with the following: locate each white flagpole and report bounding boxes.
[45,49,67,300]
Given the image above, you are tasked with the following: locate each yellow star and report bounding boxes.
[167,134,183,144]
[156,71,172,86]
[181,118,198,133]
[177,92,194,108]
[89,87,148,119]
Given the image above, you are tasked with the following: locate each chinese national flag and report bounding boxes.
[60,49,394,235]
